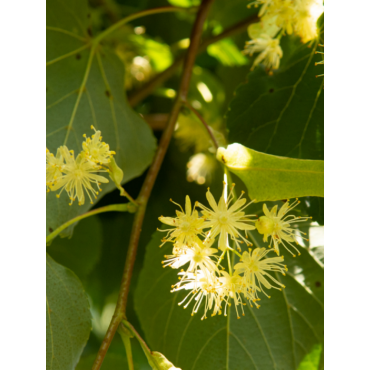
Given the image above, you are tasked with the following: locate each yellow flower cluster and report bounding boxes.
[158,183,310,319]
[244,0,324,71]
[46,126,116,205]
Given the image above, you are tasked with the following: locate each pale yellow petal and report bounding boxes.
[158,217,179,226]
[185,195,191,216]
[206,190,218,212]
[229,198,246,213]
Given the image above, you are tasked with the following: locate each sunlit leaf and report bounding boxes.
[207,38,248,66]
[297,343,323,370]
[217,143,323,201]
[167,0,200,6]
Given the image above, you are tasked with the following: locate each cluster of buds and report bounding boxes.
[244,0,324,71]
[46,126,117,205]
[158,182,311,319]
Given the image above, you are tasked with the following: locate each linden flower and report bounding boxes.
[162,241,219,279]
[293,0,324,43]
[82,126,116,165]
[255,200,311,256]
[263,0,296,35]
[234,248,286,302]
[49,146,109,205]
[46,147,64,189]
[243,34,283,71]
[197,185,256,251]
[247,0,278,17]
[171,242,189,256]
[217,271,246,318]
[158,196,206,246]
[172,271,222,320]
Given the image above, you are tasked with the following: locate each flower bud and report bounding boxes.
[255,216,275,235]
[108,157,124,188]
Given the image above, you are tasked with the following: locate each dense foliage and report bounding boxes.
[46,0,324,369]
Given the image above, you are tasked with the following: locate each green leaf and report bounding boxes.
[135,230,323,370]
[226,38,324,161]
[46,0,156,237]
[167,0,200,6]
[297,344,323,370]
[209,0,258,29]
[46,254,91,370]
[128,34,174,72]
[47,215,102,280]
[217,143,323,201]
[207,39,248,66]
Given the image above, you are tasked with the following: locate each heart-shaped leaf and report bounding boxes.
[46,0,156,236]
[217,143,323,201]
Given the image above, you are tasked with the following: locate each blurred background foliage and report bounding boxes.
[47,0,323,368]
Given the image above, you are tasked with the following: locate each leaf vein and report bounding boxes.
[298,79,324,157]
[46,44,89,67]
[46,26,87,42]
[190,327,226,370]
[285,272,324,309]
[229,331,258,370]
[276,273,297,368]
[265,42,318,152]
[63,46,95,145]
[244,302,278,370]
[96,51,120,152]
[46,89,78,111]
[290,305,322,342]
[176,315,194,363]
[85,87,98,129]
[55,0,87,37]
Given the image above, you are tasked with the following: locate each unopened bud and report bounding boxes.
[255,216,275,235]
[108,157,124,189]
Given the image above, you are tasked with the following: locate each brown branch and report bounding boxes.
[91,1,214,368]
[128,15,259,107]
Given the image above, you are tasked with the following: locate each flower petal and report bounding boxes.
[185,195,191,216]
[206,190,218,212]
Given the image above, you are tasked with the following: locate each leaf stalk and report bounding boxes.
[46,203,132,244]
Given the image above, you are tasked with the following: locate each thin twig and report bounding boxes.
[182,100,219,149]
[128,15,258,107]
[91,1,214,368]
[93,6,198,45]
